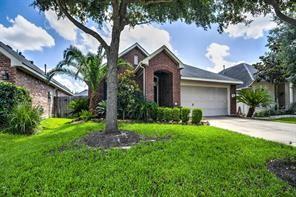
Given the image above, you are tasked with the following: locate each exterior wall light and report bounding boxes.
[0,70,9,80]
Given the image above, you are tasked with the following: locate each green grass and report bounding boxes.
[0,118,295,196]
[273,117,296,124]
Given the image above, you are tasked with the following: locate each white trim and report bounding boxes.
[119,43,149,57]
[181,76,243,85]
[289,82,294,104]
[140,45,184,69]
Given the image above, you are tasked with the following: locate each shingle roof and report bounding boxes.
[0,41,72,95]
[181,64,242,84]
[219,63,257,88]
[75,89,88,96]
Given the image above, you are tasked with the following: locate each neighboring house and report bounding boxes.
[97,43,242,116]
[219,63,296,114]
[0,41,73,117]
[75,89,88,97]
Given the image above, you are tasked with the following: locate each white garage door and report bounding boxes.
[181,86,228,116]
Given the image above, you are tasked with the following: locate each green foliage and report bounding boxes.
[255,24,296,84]
[1,118,296,195]
[79,110,93,121]
[68,98,88,117]
[181,107,191,123]
[118,68,140,120]
[163,108,173,122]
[237,87,272,117]
[237,87,272,107]
[273,117,296,124]
[192,109,203,124]
[157,107,165,122]
[0,82,31,127]
[7,102,42,135]
[287,102,296,114]
[171,108,181,122]
[95,100,107,118]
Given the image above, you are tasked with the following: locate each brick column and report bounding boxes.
[230,85,237,115]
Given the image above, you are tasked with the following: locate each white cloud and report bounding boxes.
[225,14,277,39]
[0,15,55,51]
[53,75,87,93]
[206,43,244,73]
[120,24,173,53]
[44,10,78,41]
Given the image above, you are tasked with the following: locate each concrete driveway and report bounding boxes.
[207,117,296,146]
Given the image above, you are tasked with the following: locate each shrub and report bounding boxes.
[163,108,173,122]
[68,98,88,117]
[0,82,31,127]
[181,107,190,123]
[192,108,203,124]
[146,102,158,121]
[157,107,165,121]
[287,102,296,114]
[172,108,180,122]
[7,102,42,135]
[96,100,106,118]
[79,110,93,121]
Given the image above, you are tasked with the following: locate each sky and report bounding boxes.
[0,0,277,93]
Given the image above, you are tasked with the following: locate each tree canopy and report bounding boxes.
[255,23,296,84]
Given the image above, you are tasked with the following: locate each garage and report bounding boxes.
[181,85,229,116]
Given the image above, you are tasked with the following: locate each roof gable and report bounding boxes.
[140,45,184,68]
[219,63,257,88]
[119,43,149,58]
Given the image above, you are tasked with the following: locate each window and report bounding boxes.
[134,55,139,65]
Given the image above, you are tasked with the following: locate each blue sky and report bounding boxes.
[0,0,276,92]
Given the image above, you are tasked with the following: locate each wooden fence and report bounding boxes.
[53,96,87,117]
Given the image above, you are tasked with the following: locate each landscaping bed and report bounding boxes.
[268,159,296,187]
[0,118,296,195]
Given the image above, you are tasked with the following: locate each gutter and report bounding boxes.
[181,76,243,85]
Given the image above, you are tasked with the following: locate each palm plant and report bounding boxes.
[237,87,272,117]
[47,46,107,113]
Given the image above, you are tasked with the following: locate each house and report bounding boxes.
[97,43,243,116]
[219,63,296,114]
[0,41,73,117]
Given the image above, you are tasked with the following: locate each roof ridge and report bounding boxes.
[243,63,255,81]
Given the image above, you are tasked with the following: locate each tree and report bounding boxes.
[255,23,296,107]
[118,67,139,120]
[33,0,295,134]
[47,46,107,113]
[237,87,272,117]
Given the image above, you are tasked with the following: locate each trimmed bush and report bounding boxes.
[181,107,190,123]
[163,108,173,122]
[172,108,181,122]
[157,107,165,121]
[0,82,31,127]
[192,108,203,124]
[68,98,88,117]
[7,102,42,135]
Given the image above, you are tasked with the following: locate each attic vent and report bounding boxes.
[134,55,138,65]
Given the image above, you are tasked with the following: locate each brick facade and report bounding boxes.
[0,52,16,83]
[230,85,237,115]
[121,47,147,67]
[0,52,69,117]
[145,51,181,106]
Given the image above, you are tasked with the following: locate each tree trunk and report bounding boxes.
[105,25,121,134]
[247,106,255,118]
[88,88,100,115]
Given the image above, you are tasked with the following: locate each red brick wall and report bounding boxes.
[15,69,68,117]
[121,47,147,67]
[145,51,181,106]
[230,85,237,115]
[0,52,16,83]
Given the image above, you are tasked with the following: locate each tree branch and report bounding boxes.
[264,0,296,26]
[56,0,110,52]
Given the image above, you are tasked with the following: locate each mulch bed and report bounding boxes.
[267,158,296,187]
[80,131,155,149]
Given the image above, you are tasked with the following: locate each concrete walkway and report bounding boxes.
[207,117,296,146]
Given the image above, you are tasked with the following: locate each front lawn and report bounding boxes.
[273,117,296,124]
[0,118,295,196]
